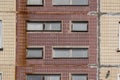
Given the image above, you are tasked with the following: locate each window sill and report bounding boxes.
[26,57,43,59]
[27,30,61,32]
[52,5,89,6]
[71,31,88,32]
[26,5,43,7]
[53,57,88,59]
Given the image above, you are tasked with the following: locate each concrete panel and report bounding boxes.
[100,67,120,80]
[101,0,120,13]
[0,13,16,80]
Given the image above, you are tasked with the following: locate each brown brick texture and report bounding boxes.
[16,0,97,80]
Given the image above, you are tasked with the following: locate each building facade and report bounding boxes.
[0,0,16,80]
[16,0,97,80]
[100,0,120,80]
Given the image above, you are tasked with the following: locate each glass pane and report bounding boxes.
[72,48,88,58]
[45,75,60,80]
[0,21,2,48]
[26,49,43,58]
[45,23,51,30]
[27,22,43,30]
[72,23,87,31]
[53,49,70,57]
[72,75,87,80]
[45,23,61,31]
[53,0,70,5]
[51,23,61,30]
[27,0,43,5]
[72,0,88,5]
[27,75,43,80]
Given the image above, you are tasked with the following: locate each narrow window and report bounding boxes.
[118,22,120,51]
[27,0,43,5]
[0,21,2,48]
[53,48,88,58]
[27,74,60,80]
[118,74,120,80]
[71,0,88,5]
[0,73,1,80]
[26,48,43,59]
[72,21,88,32]
[44,22,61,31]
[45,75,60,80]
[27,21,61,32]
[27,22,43,31]
[27,74,43,80]
[72,74,88,80]
[52,0,88,5]
[52,0,70,5]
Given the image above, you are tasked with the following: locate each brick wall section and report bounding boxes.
[16,0,97,80]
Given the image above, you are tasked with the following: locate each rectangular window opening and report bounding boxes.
[26,48,43,59]
[27,74,61,80]
[52,0,88,6]
[0,21,2,49]
[119,22,120,50]
[72,74,88,80]
[72,21,88,32]
[53,48,88,58]
[27,21,61,32]
[0,73,2,80]
[27,0,43,6]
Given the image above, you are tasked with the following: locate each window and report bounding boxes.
[72,21,88,32]
[0,21,2,48]
[52,0,88,5]
[26,48,43,59]
[119,22,120,50]
[27,0,43,5]
[72,74,88,80]
[27,21,61,31]
[118,74,120,80]
[0,73,2,80]
[27,74,60,80]
[53,48,88,58]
